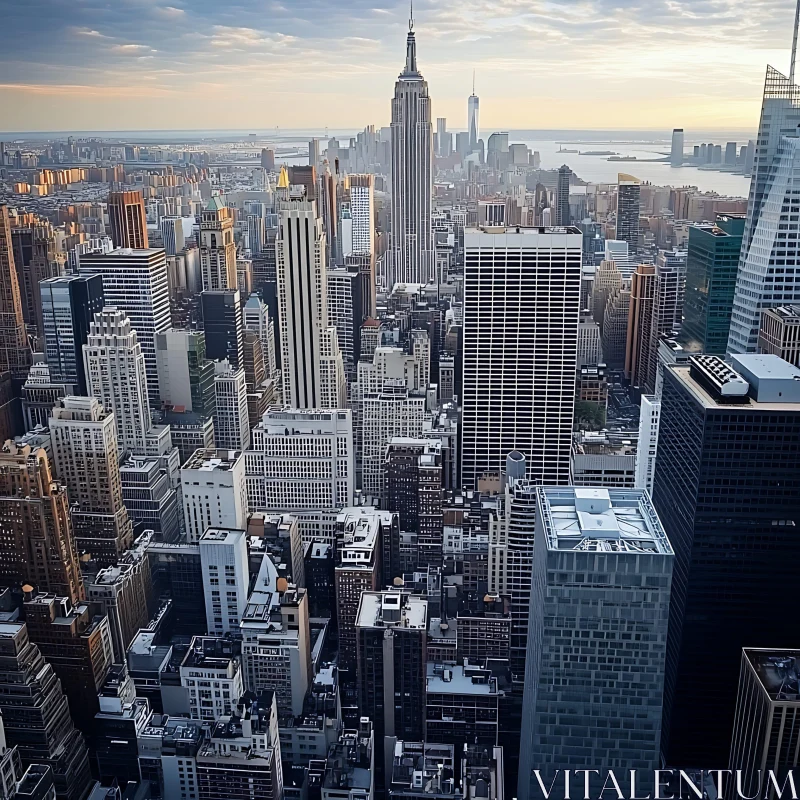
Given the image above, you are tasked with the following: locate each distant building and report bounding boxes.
[108,190,149,249]
[616,174,641,255]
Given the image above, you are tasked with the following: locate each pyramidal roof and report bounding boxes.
[206,195,226,211]
[277,166,290,189]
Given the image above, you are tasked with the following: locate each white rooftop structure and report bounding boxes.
[539,487,672,554]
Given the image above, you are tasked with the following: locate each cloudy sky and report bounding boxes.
[0,0,793,132]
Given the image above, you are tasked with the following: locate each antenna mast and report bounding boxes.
[792,0,800,83]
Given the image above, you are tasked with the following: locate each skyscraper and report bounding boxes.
[275,201,346,410]
[468,73,480,150]
[79,248,171,407]
[728,67,800,354]
[616,174,641,256]
[0,205,32,382]
[40,274,105,395]
[108,190,149,250]
[518,487,673,800]
[202,289,244,370]
[50,396,134,566]
[461,227,582,488]
[0,443,84,604]
[556,165,571,226]
[345,174,377,320]
[389,14,435,287]
[624,263,656,390]
[199,197,238,291]
[0,623,92,800]
[670,128,684,166]
[652,354,800,766]
[83,308,152,453]
[213,362,250,451]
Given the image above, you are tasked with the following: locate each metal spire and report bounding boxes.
[792,0,800,84]
[409,0,414,30]
[472,69,476,96]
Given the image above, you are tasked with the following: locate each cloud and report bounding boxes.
[0,0,784,130]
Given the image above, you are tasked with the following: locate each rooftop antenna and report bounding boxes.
[792,0,800,84]
[472,69,476,96]
[409,0,414,30]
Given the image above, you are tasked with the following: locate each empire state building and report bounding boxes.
[388,15,434,287]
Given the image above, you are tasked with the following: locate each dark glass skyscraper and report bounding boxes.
[652,354,800,767]
[680,213,745,355]
[40,274,105,395]
[201,288,243,369]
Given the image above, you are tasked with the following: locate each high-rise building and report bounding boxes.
[556,165,571,226]
[85,531,153,662]
[50,396,133,565]
[616,174,641,256]
[624,264,656,390]
[345,174,377,321]
[389,16,435,287]
[308,138,320,167]
[240,554,311,717]
[201,289,244,370]
[79,248,171,406]
[601,279,632,369]
[652,354,800,766]
[199,529,249,635]
[289,165,317,201]
[40,275,105,396]
[361,382,427,498]
[670,128,684,166]
[728,67,800,354]
[276,201,346,410]
[384,438,444,569]
[468,79,480,150]
[261,148,275,170]
[356,591,428,746]
[179,636,244,721]
[488,456,537,687]
[195,693,283,800]
[120,456,180,543]
[0,443,83,603]
[155,329,216,415]
[647,250,687,392]
[730,648,800,795]
[758,304,800,366]
[680,214,744,355]
[327,266,362,381]
[108,190,149,250]
[182,448,247,544]
[199,198,237,291]
[243,296,278,383]
[0,622,92,800]
[24,592,114,734]
[518,487,673,800]
[334,508,392,673]
[213,362,250,451]
[0,205,32,383]
[246,407,354,547]
[83,308,152,453]
[461,227,581,488]
[634,394,660,493]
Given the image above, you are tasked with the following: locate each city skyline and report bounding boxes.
[1,0,797,132]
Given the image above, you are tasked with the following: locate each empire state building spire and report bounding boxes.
[388,8,434,287]
[403,3,419,77]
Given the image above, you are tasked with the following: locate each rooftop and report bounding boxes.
[764,305,800,321]
[356,591,427,631]
[426,662,504,696]
[200,528,246,546]
[745,649,800,702]
[539,487,673,555]
[183,448,243,471]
